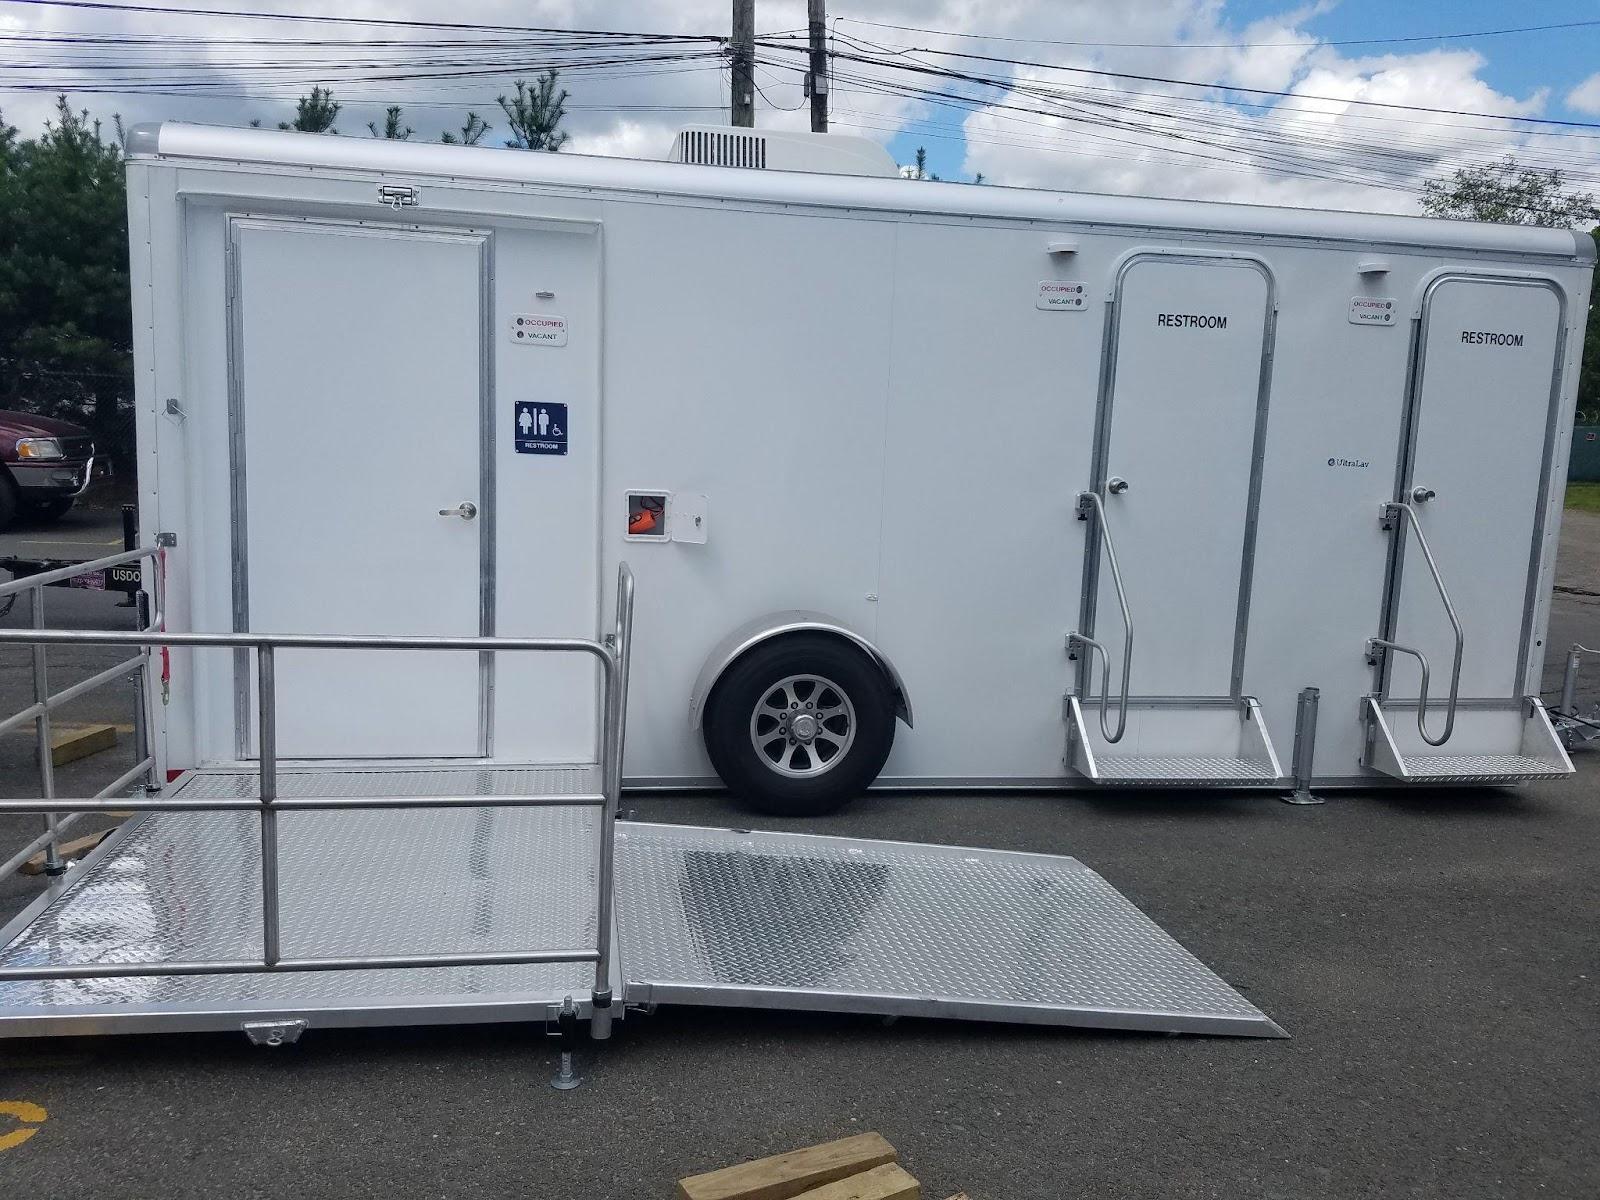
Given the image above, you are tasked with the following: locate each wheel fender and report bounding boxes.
[689,612,913,731]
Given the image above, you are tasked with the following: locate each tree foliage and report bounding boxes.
[440,112,490,146]
[1421,157,1600,227]
[1421,157,1600,416]
[498,72,569,151]
[368,105,412,141]
[279,86,340,134]
[0,96,133,467]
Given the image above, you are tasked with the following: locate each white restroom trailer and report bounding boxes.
[125,121,1587,813]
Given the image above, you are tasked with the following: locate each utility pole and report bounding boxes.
[805,0,828,133]
[730,0,755,128]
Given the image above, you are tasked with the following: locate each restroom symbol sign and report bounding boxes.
[514,401,568,456]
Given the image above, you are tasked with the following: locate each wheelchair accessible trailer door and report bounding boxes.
[228,218,490,758]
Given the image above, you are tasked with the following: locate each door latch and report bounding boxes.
[377,184,419,210]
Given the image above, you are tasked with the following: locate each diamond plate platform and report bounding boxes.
[0,803,604,1036]
[0,780,1284,1039]
[1389,753,1572,783]
[614,823,1284,1037]
[1089,755,1281,785]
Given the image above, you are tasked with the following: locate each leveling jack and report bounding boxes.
[549,995,582,1090]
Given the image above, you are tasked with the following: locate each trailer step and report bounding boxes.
[1361,697,1573,783]
[1065,696,1286,787]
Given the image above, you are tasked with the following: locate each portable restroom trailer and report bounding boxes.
[124,122,1586,813]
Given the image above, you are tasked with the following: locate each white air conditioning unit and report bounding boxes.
[668,125,898,178]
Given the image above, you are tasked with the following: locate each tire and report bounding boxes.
[703,634,896,817]
[0,475,16,533]
[25,497,73,522]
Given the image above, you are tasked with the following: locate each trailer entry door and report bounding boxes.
[1090,256,1271,697]
[1067,255,1284,785]
[1387,276,1564,701]
[1357,273,1574,783]
[229,219,488,758]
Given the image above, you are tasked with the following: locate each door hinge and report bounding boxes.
[378,183,419,210]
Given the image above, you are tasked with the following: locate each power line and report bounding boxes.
[821,16,1600,52]
[761,41,1600,133]
[0,0,720,39]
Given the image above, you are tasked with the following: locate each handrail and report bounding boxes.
[1068,490,1134,743]
[0,560,638,1036]
[0,543,165,876]
[0,545,154,597]
[1378,501,1464,746]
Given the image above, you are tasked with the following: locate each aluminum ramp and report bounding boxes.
[0,772,1283,1039]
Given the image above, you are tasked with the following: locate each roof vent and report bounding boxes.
[667,125,898,177]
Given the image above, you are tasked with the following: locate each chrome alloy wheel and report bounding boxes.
[748,674,857,777]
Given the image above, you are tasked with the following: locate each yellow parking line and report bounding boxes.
[0,1101,47,1152]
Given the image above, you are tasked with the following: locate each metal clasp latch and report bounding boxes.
[378,184,419,210]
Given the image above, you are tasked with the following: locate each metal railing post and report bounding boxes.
[256,643,281,966]
[590,563,634,1040]
[29,588,63,876]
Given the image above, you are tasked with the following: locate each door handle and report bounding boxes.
[1106,476,1130,495]
[438,501,478,520]
[1411,485,1436,503]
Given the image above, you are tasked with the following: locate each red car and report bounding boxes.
[0,410,98,530]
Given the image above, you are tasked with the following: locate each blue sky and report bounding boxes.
[3,0,1596,215]
[885,0,1600,187]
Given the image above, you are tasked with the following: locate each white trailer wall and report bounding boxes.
[126,126,1593,789]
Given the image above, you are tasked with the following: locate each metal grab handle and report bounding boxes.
[438,501,478,520]
[1069,490,1134,743]
[1378,501,1464,746]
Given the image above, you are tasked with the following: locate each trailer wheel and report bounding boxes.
[703,634,896,816]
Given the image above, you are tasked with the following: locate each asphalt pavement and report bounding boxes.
[0,508,1594,1200]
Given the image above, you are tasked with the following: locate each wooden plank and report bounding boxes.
[791,1164,920,1200]
[677,1133,898,1200]
[49,723,117,767]
[20,830,111,875]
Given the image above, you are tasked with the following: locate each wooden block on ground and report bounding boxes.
[678,1133,898,1200]
[21,829,111,875]
[791,1163,920,1200]
[49,722,117,767]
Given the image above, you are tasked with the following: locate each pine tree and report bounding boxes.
[367,106,413,140]
[279,87,340,134]
[498,72,569,151]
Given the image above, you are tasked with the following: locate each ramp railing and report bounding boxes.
[0,562,636,1037]
[1068,489,1134,743]
[0,545,166,880]
[1370,501,1464,746]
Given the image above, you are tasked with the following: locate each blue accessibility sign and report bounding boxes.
[514,401,567,456]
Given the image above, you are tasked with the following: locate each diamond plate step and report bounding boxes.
[1361,697,1574,783]
[1089,754,1281,785]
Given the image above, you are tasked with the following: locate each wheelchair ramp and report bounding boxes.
[614,823,1285,1037]
[0,778,1282,1039]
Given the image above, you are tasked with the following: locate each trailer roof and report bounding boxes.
[127,121,1594,264]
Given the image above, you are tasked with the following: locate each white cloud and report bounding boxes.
[1569,73,1600,116]
[1,0,1594,218]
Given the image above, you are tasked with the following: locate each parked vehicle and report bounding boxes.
[122,122,1590,813]
[0,410,96,529]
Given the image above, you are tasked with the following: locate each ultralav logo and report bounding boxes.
[1327,456,1370,469]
